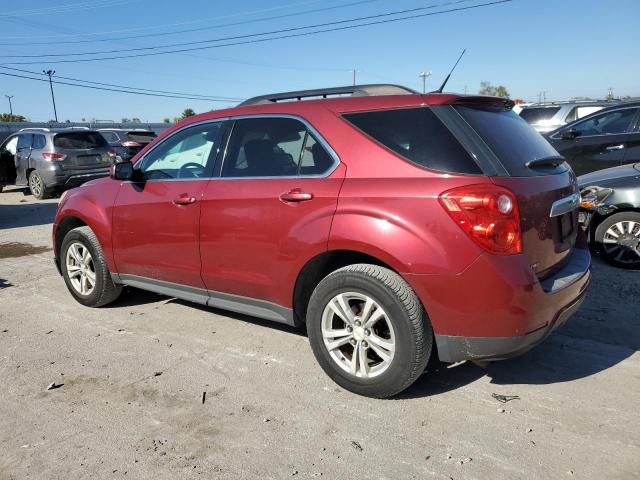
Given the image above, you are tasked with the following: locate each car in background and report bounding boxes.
[546,102,640,176]
[578,163,640,268]
[520,100,617,133]
[0,127,115,199]
[53,84,590,398]
[98,129,157,161]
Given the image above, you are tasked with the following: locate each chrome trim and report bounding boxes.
[135,114,340,182]
[550,192,580,217]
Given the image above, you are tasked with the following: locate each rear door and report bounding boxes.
[199,116,344,306]
[551,107,639,175]
[621,109,640,166]
[52,131,111,170]
[15,133,33,185]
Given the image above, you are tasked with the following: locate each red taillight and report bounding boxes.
[42,152,66,161]
[121,141,141,148]
[439,184,522,255]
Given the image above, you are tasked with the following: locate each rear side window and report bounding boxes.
[54,132,108,149]
[32,134,46,149]
[456,106,560,176]
[126,131,156,143]
[342,107,481,174]
[519,107,561,124]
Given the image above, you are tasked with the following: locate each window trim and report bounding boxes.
[217,114,340,180]
[550,106,640,140]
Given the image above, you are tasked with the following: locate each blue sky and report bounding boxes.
[0,0,638,122]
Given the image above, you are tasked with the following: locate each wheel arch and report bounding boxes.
[55,216,88,267]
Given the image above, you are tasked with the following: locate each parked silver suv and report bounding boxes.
[0,127,115,199]
[519,100,619,133]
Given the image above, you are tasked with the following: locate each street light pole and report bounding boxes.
[4,95,13,116]
[419,71,432,94]
[43,69,58,122]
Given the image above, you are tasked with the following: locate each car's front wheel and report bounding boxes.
[61,226,122,306]
[306,264,432,398]
[595,212,640,269]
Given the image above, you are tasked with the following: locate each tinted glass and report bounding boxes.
[100,131,120,143]
[54,132,108,149]
[570,108,637,136]
[222,118,307,177]
[17,134,33,150]
[343,107,481,174]
[126,131,156,143]
[455,106,561,176]
[32,135,46,149]
[299,134,335,175]
[141,122,221,180]
[519,107,561,123]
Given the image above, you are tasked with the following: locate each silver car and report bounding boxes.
[519,100,619,133]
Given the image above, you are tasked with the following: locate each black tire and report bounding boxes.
[594,212,640,269]
[306,264,432,398]
[60,226,122,306]
[28,170,51,200]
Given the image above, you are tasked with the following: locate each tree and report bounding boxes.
[121,117,131,123]
[181,108,196,119]
[163,117,171,124]
[479,81,510,99]
[0,113,26,122]
[131,117,141,123]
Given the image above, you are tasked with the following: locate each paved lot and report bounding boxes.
[1,185,639,480]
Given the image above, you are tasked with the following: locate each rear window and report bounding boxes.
[54,132,108,149]
[456,106,562,176]
[519,106,561,124]
[126,131,156,143]
[342,107,481,174]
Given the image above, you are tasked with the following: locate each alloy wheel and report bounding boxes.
[321,292,396,379]
[65,242,96,296]
[602,220,640,265]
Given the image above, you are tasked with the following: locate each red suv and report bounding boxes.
[53,85,591,398]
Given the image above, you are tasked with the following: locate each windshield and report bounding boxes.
[519,106,561,124]
[456,106,565,176]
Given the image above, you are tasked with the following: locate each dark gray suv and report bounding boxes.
[0,128,115,199]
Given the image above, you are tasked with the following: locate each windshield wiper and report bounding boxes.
[525,155,566,169]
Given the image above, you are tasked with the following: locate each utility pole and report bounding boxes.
[43,69,58,122]
[351,69,359,86]
[419,71,432,93]
[4,95,13,116]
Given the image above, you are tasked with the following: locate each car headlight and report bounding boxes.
[579,186,613,209]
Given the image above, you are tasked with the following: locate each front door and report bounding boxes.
[112,121,223,288]
[15,133,33,185]
[199,116,345,308]
[558,107,639,176]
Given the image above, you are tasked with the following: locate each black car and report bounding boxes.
[578,163,640,268]
[546,102,640,176]
[98,129,157,161]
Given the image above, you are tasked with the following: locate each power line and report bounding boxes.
[0,66,243,100]
[0,0,143,18]
[0,71,241,102]
[0,0,384,46]
[0,0,511,64]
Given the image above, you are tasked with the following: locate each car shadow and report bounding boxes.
[0,202,59,229]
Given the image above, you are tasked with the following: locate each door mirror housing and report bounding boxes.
[561,128,580,140]
[110,160,134,180]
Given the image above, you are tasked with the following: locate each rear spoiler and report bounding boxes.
[448,95,514,111]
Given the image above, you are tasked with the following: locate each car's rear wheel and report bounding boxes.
[61,226,122,306]
[595,212,640,269]
[28,170,51,200]
[306,264,432,398]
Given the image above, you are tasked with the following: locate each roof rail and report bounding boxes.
[526,99,620,107]
[19,127,50,132]
[239,84,418,106]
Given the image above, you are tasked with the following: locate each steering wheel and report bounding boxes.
[178,162,206,178]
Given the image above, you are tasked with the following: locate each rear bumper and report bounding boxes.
[404,243,591,363]
[40,167,110,188]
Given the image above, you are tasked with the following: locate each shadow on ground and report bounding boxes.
[0,202,58,229]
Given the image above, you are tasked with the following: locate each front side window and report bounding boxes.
[141,122,221,180]
[569,108,637,137]
[343,107,481,174]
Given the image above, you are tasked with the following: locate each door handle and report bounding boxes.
[173,194,197,205]
[605,144,625,151]
[279,189,314,203]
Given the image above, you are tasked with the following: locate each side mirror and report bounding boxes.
[110,160,134,180]
[561,129,580,140]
